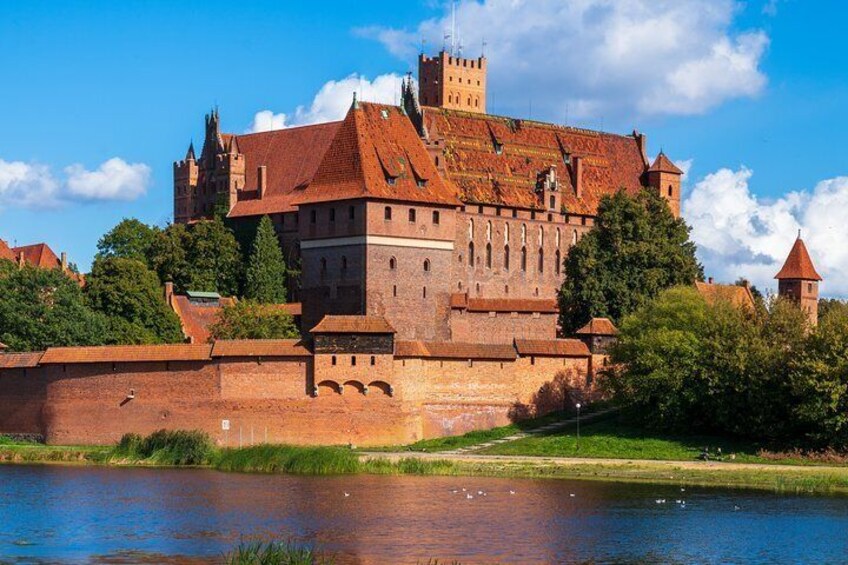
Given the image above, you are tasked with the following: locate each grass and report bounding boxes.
[109,430,214,466]
[215,444,360,475]
[224,540,330,565]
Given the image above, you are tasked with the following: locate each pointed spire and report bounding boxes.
[775,236,822,281]
[185,141,196,161]
[648,151,683,174]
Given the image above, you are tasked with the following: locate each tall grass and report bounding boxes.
[215,445,360,475]
[224,540,331,565]
[111,430,213,465]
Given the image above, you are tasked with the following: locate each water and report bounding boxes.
[1,465,847,564]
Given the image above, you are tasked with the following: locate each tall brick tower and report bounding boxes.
[775,234,822,326]
[646,152,683,218]
[173,142,198,224]
[418,50,487,113]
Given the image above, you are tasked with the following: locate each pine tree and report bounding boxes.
[244,215,288,303]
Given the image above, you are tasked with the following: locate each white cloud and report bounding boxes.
[64,158,150,201]
[362,0,768,121]
[0,157,150,209]
[247,73,404,133]
[683,168,848,297]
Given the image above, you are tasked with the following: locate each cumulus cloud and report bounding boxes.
[362,0,768,121]
[64,158,151,201]
[0,157,150,209]
[683,168,848,296]
[247,73,405,133]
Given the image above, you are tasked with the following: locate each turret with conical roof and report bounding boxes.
[776,233,822,326]
[646,151,683,218]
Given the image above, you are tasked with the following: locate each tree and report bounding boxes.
[244,215,288,303]
[559,189,703,334]
[85,257,183,344]
[208,300,299,341]
[0,264,114,351]
[96,218,159,265]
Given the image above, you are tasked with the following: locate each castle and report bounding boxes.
[173,50,683,344]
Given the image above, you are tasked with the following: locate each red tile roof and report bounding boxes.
[293,103,461,207]
[40,344,213,364]
[648,152,684,174]
[211,339,310,358]
[695,282,756,309]
[310,315,395,334]
[0,352,44,369]
[227,121,341,217]
[575,318,618,336]
[422,108,649,215]
[0,240,14,262]
[466,297,558,314]
[394,340,517,360]
[775,237,822,281]
[12,243,61,269]
[170,295,301,344]
[514,339,590,357]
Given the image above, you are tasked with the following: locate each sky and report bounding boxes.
[2,0,848,296]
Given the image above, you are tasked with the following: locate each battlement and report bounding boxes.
[419,50,487,114]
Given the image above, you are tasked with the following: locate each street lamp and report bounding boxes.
[575,402,582,451]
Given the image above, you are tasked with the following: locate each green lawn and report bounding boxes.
[476,416,787,463]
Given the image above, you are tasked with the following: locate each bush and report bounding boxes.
[224,540,330,565]
[215,445,360,475]
[113,430,213,465]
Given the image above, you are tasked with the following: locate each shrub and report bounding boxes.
[113,430,213,465]
[224,540,330,565]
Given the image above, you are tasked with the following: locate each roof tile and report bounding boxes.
[575,318,618,336]
[774,238,822,281]
[40,344,213,364]
[514,339,590,357]
[394,341,516,360]
[310,315,395,334]
[211,340,310,358]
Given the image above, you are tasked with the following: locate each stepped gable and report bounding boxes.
[227,121,341,217]
[293,103,461,207]
[422,108,647,215]
[775,237,822,281]
[0,240,14,262]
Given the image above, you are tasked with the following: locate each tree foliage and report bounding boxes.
[208,300,299,341]
[85,257,184,344]
[559,189,703,333]
[244,216,288,303]
[95,218,160,264]
[606,287,848,448]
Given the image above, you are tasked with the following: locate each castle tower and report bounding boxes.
[646,152,683,218]
[173,142,198,224]
[418,51,487,113]
[775,234,822,326]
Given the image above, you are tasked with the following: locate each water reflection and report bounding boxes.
[1,465,847,564]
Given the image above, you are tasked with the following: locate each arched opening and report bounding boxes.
[504,245,510,270]
[485,243,492,268]
[368,381,394,396]
[468,242,475,267]
[555,250,561,275]
[341,256,348,271]
[423,259,431,272]
[320,258,327,273]
[389,257,396,270]
[344,380,366,395]
[538,248,544,273]
[521,247,527,271]
[572,230,578,245]
[317,380,342,395]
[384,206,392,220]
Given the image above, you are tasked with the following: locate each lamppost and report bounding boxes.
[575,402,582,451]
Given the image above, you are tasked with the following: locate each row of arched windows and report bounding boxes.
[466,243,562,275]
[388,257,431,272]
[469,219,577,247]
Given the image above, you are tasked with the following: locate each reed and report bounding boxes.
[224,540,331,565]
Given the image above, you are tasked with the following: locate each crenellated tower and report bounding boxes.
[173,142,198,224]
[418,50,487,113]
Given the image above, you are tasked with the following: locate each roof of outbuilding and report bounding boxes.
[394,340,517,360]
[421,107,649,215]
[514,339,590,357]
[775,237,823,281]
[575,318,618,336]
[0,240,14,262]
[695,281,756,309]
[310,315,396,334]
[39,345,213,364]
[293,103,461,207]
[0,353,44,369]
[211,340,311,358]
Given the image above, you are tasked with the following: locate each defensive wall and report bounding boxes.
[0,336,597,447]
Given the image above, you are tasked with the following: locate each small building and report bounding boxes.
[575,318,618,355]
[775,235,822,326]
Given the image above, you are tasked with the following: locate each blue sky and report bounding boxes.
[2,0,847,294]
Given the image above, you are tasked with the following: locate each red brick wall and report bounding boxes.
[0,368,45,435]
[449,310,557,343]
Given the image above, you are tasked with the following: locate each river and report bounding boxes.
[1,465,847,564]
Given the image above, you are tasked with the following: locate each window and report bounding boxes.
[409,209,416,222]
[389,257,396,270]
[370,356,375,366]
[521,224,527,245]
[393,285,397,297]
[504,245,510,270]
[538,248,544,273]
[505,285,509,294]
[423,259,431,272]
[572,230,578,245]
[478,205,484,214]
[556,250,561,275]
[521,247,527,271]
[550,195,555,209]
[341,256,348,271]
[386,176,396,186]
[423,286,427,298]
[556,228,561,248]
[512,209,518,218]
[329,208,336,222]
[320,258,327,273]
[668,185,673,197]
[384,206,392,220]
[331,355,337,366]
[468,218,474,239]
[582,217,587,226]
[494,141,504,155]
[433,211,440,224]
[486,221,492,241]
[486,243,492,268]
[417,179,427,188]
[808,283,814,293]
[349,206,355,220]
[310,210,317,224]
[351,356,356,366]
[539,226,544,246]
[468,242,475,266]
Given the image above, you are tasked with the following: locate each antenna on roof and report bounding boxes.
[798,228,802,239]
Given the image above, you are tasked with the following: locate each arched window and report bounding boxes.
[384,206,392,220]
[538,248,544,273]
[572,230,578,245]
[476,283,481,294]
[556,228,561,248]
[550,195,556,209]
[504,245,510,270]
[504,222,510,244]
[423,286,427,298]
[423,259,431,272]
[389,257,396,270]
[555,249,561,275]
[521,224,527,245]
[521,247,527,271]
[538,226,544,246]
[486,221,492,241]
[468,218,474,239]
[485,243,492,268]
[468,242,475,266]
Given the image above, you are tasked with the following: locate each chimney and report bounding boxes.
[257,165,267,199]
[572,156,584,199]
[633,130,649,166]
[60,252,68,271]
[164,281,174,307]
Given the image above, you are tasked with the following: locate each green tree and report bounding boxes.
[96,218,160,265]
[85,257,183,344]
[0,264,114,351]
[244,215,288,303]
[559,189,703,333]
[150,223,192,291]
[208,300,299,341]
